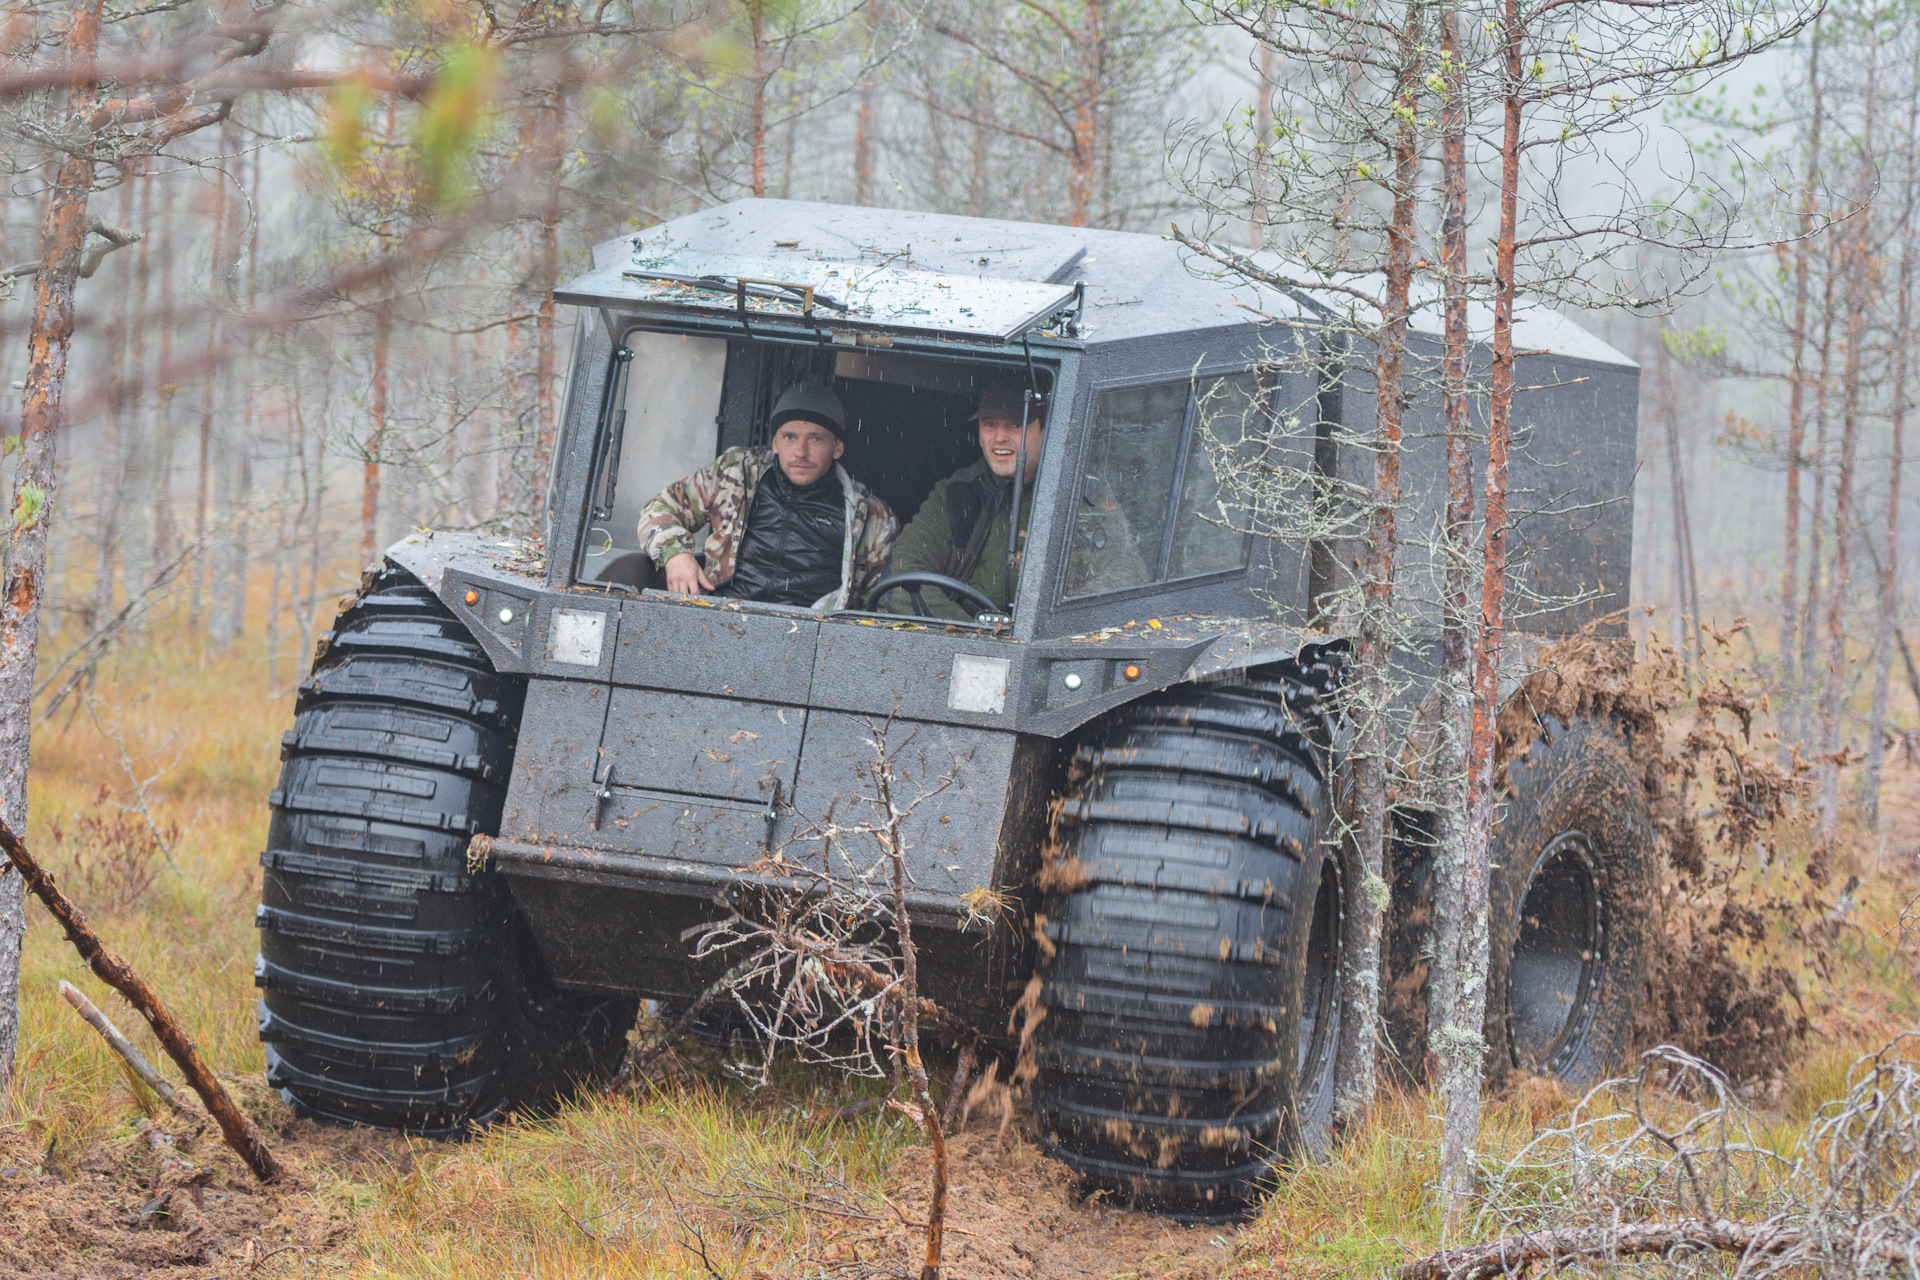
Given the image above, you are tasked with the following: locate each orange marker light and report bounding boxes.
[1123,664,1141,681]
[464,589,480,605]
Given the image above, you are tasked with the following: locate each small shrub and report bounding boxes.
[46,784,176,916]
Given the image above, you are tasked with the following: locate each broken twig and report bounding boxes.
[59,980,194,1118]
[0,819,280,1181]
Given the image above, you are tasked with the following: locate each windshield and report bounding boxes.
[577,333,1052,625]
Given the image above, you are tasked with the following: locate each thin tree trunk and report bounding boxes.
[1660,337,1703,672]
[124,162,152,610]
[361,301,389,564]
[1067,0,1102,227]
[750,1,768,198]
[1819,145,1874,842]
[267,432,286,687]
[94,170,135,628]
[1455,0,1526,1210]
[0,0,104,1088]
[968,67,988,215]
[1799,260,1838,743]
[1781,20,1823,696]
[1864,68,1917,828]
[532,87,565,535]
[1250,47,1274,250]
[855,74,875,205]
[154,170,177,565]
[192,138,228,641]
[1331,4,1422,1131]
[1433,0,1484,1221]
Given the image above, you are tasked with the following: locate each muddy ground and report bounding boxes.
[0,1083,1235,1278]
[7,767,1914,1278]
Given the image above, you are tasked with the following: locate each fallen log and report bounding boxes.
[0,819,280,1182]
[59,980,194,1119]
[1398,1218,1920,1280]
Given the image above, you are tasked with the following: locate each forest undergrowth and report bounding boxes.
[1,598,1915,1279]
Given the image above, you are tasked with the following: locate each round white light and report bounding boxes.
[1063,673,1083,691]
[498,608,515,624]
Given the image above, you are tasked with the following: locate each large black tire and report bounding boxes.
[1485,715,1654,1085]
[255,564,636,1134]
[1033,651,1343,1216]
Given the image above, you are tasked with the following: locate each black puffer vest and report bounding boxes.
[719,466,846,607]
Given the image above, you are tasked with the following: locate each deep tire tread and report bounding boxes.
[1034,657,1340,1216]
[257,563,630,1136]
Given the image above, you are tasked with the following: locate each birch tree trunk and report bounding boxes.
[0,0,104,1086]
[1432,0,1486,1219]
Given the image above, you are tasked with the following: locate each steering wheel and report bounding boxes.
[863,572,1000,619]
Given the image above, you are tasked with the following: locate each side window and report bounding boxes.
[1063,374,1259,599]
[1169,373,1259,579]
[1064,383,1186,597]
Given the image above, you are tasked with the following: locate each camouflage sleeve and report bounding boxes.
[851,495,899,602]
[637,449,739,567]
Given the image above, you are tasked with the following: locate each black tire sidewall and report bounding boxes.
[1486,716,1654,1087]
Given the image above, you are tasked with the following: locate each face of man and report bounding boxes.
[771,418,844,487]
[978,416,1043,483]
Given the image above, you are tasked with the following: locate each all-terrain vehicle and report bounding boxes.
[254,198,1652,1214]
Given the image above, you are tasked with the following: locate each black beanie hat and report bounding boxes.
[768,380,847,437]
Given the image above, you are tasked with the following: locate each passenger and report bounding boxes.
[637,380,898,609]
[887,378,1044,620]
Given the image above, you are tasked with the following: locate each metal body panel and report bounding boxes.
[613,597,821,703]
[600,688,804,803]
[785,712,1019,903]
[808,623,1021,726]
[499,677,614,844]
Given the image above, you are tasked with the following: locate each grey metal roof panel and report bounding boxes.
[568,199,1629,363]
[558,243,1078,344]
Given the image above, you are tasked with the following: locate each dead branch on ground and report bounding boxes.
[58,979,195,1119]
[1428,1040,1920,1280]
[0,819,279,1182]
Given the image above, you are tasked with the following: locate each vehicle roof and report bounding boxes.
[564,198,1635,366]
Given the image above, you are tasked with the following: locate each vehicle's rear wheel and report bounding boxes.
[256,564,635,1133]
[1485,715,1654,1085]
[1032,652,1342,1216]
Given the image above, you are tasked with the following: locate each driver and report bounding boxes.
[637,380,898,609]
[886,378,1042,620]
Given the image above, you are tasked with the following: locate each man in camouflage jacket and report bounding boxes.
[637,381,897,611]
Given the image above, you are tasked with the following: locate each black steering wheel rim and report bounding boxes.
[863,572,1000,618]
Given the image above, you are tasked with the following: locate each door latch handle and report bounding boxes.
[761,778,783,854]
[590,762,616,831]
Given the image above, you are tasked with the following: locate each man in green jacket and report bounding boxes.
[886,378,1044,620]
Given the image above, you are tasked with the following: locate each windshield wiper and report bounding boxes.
[621,268,848,315]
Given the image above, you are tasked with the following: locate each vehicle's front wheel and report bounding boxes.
[255,564,635,1133]
[1032,656,1341,1216]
